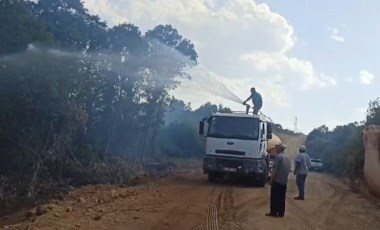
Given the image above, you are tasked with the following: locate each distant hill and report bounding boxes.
[270,122,300,136]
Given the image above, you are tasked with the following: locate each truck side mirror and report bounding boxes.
[267,123,272,139]
[199,121,205,135]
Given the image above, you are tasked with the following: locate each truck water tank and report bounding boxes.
[267,134,281,156]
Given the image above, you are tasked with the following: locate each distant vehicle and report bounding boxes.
[310,158,324,172]
[198,110,272,187]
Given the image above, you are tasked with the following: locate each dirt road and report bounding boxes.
[3,136,380,230]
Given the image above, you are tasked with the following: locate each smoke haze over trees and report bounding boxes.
[305,98,380,181]
[0,0,212,210]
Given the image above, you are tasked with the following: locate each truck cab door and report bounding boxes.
[266,123,272,140]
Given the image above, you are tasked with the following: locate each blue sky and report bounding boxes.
[254,0,379,131]
[83,0,379,133]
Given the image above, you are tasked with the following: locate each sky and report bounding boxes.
[83,0,379,133]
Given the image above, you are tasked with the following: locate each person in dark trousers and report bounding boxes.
[266,143,291,218]
[243,87,263,115]
[294,145,311,200]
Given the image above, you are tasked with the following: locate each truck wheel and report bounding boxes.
[208,173,216,182]
[256,166,268,187]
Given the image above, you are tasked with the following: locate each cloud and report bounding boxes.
[241,52,336,89]
[84,0,295,52]
[359,70,375,85]
[83,0,335,110]
[327,27,345,43]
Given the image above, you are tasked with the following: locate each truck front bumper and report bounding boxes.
[203,155,267,176]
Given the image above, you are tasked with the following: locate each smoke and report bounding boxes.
[2,42,243,107]
[3,42,189,84]
[27,44,77,58]
[178,67,244,104]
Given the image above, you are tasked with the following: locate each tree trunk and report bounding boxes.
[139,129,149,162]
[148,127,159,157]
[105,112,118,158]
[27,160,41,198]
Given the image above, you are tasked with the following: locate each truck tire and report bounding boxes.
[208,173,216,182]
[256,165,268,187]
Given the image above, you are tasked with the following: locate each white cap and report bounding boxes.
[299,145,306,151]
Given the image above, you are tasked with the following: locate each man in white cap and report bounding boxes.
[294,145,311,200]
[266,143,291,218]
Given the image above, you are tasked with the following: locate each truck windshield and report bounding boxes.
[207,116,260,140]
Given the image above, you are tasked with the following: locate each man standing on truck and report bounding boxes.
[243,87,263,115]
[294,145,311,200]
[266,143,291,218]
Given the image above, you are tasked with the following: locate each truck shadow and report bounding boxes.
[211,176,268,189]
[169,173,267,189]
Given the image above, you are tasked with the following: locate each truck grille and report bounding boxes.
[215,150,245,156]
[215,158,241,168]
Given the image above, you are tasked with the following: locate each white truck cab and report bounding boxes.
[199,112,272,186]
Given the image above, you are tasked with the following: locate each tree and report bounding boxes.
[305,123,359,174]
[126,25,199,159]
[145,25,198,62]
[366,98,380,125]
[0,47,89,197]
[0,0,52,55]
[164,99,192,124]
[108,23,146,56]
[0,0,202,210]
[34,0,108,50]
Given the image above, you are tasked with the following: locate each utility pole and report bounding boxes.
[294,116,298,133]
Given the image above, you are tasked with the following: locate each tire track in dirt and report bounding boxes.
[311,183,340,216]
[286,181,346,230]
[311,182,344,226]
[320,183,380,229]
[206,187,222,230]
[235,196,267,220]
[221,189,268,230]
[192,187,223,230]
[149,182,211,230]
[219,187,237,230]
[286,197,320,230]
[324,195,345,226]
[193,187,269,230]
[235,194,268,230]
[312,178,324,198]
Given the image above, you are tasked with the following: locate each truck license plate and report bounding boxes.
[223,167,237,172]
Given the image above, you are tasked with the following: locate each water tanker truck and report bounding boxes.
[199,110,276,186]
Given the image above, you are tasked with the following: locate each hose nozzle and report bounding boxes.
[245,104,250,114]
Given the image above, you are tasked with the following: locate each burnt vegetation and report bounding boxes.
[0,0,225,213]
